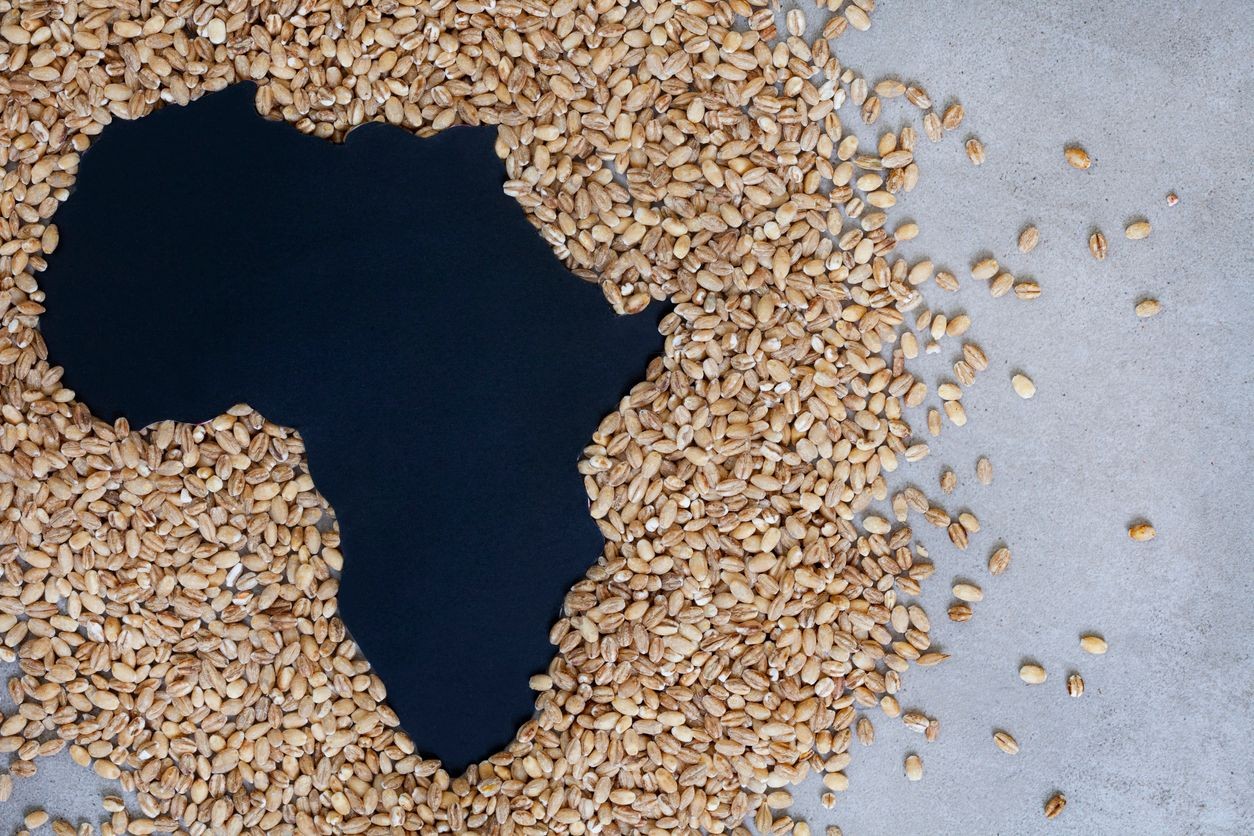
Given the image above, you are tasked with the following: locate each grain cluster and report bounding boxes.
[0,0,1101,830]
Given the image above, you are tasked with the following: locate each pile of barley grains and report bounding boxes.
[0,0,1030,832]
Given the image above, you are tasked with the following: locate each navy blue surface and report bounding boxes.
[39,82,665,775]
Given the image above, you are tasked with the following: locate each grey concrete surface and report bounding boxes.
[3,1,1252,834]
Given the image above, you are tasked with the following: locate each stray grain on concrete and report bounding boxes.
[1012,373,1037,399]
[1065,146,1091,169]
[1020,664,1048,684]
[1090,231,1108,260]
[1081,635,1109,655]
[1067,673,1085,698]
[1129,522,1157,541]
[1018,226,1040,253]
[1045,793,1068,819]
[993,731,1020,755]
[1135,299,1162,318]
[989,546,1012,575]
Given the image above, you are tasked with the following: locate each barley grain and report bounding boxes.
[1067,673,1085,697]
[1089,231,1108,260]
[966,138,986,165]
[1065,146,1091,169]
[1012,374,1037,398]
[1081,635,1109,654]
[993,731,1020,755]
[1018,226,1040,253]
[1020,664,1048,684]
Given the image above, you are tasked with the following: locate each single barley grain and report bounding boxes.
[1067,673,1085,697]
[943,103,965,130]
[1012,374,1037,398]
[905,754,924,781]
[1081,635,1109,654]
[1090,231,1108,260]
[1018,226,1040,253]
[1125,220,1151,239]
[1065,146,1091,169]
[972,257,999,279]
[953,582,984,602]
[1020,664,1048,684]
[1045,793,1067,819]
[1129,522,1156,541]
[994,731,1020,755]
[990,272,1015,297]
[989,546,1012,575]
[977,457,993,485]
[1135,299,1162,318]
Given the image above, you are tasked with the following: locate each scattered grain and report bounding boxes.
[993,731,1020,755]
[1065,146,1091,169]
[1129,522,1156,541]
[943,103,965,130]
[953,582,984,602]
[1135,299,1162,318]
[904,754,924,781]
[1125,220,1152,240]
[989,546,1012,575]
[1020,664,1048,684]
[1081,635,1109,655]
[1018,226,1040,253]
[1067,673,1085,698]
[1089,231,1108,260]
[1012,373,1037,398]
[1045,793,1067,819]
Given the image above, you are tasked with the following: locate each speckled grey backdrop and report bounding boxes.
[3,1,1252,833]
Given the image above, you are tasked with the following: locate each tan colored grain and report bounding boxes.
[1065,146,1091,169]
[1081,635,1109,655]
[1045,793,1067,819]
[1012,373,1037,398]
[989,546,1012,575]
[1018,226,1040,253]
[1129,522,1156,541]
[1125,220,1151,240]
[1135,299,1162,318]
[966,138,986,165]
[1089,231,1108,260]
[904,754,923,781]
[1020,664,1048,684]
[993,731,1020,755]
[953,582,984,602]
[943,103,965,130]
[977,457,993,485]
[1067,673,1085,698]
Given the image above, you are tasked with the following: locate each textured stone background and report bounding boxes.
[3,0,1252,833]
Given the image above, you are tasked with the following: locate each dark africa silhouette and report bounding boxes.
[39,82,666,775]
